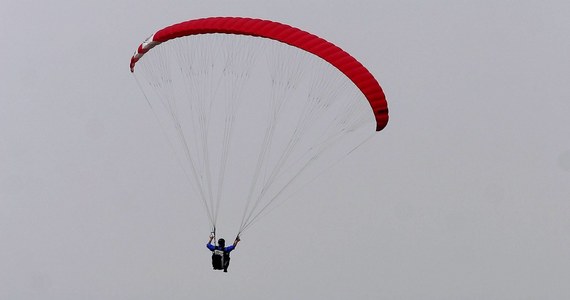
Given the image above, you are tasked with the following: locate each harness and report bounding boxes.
[211,246,229,270]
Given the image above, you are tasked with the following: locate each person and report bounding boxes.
[207,234,240,272]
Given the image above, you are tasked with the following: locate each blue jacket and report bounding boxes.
[207,243,235,253]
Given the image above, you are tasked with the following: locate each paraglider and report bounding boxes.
[207,234,240,272]
[129,17,389,270]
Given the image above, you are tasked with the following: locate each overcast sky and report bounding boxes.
[2,1,570,299]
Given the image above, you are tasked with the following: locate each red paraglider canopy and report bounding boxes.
[130,17,388,131]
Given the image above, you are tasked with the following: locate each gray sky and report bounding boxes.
[2,0,570,299]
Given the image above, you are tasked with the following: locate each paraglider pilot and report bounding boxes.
[207,234,240,272]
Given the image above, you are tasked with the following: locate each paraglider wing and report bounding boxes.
[130,17,388,131]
